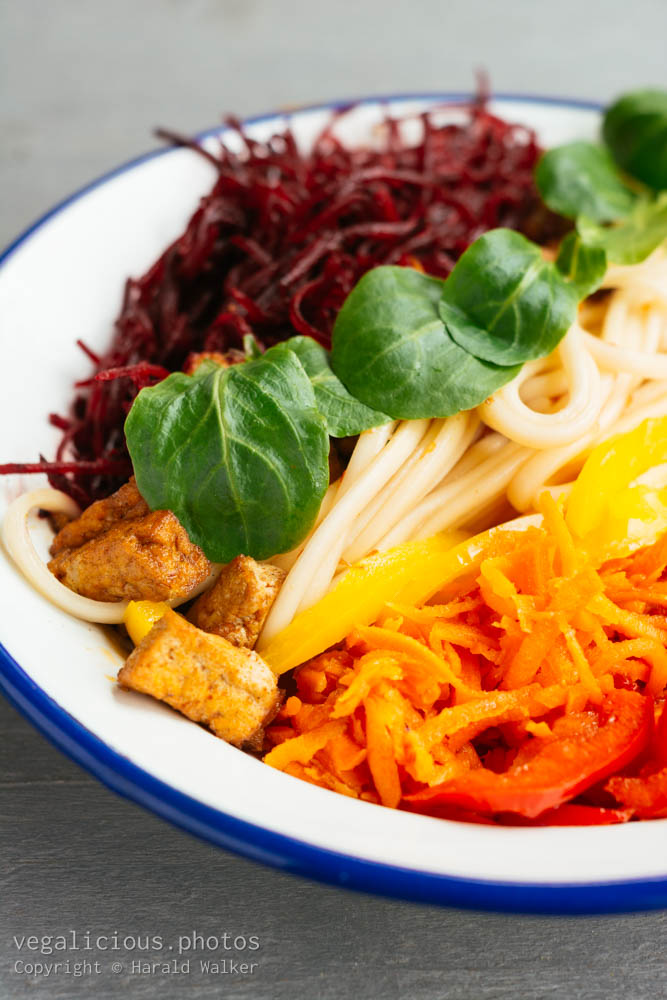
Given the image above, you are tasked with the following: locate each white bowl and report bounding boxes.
[2,94,665,914]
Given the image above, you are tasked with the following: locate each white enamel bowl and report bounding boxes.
[2,94,666,914]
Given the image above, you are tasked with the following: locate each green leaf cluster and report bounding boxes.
[535,88,667,267]
[331,229,590,418]
[330,264,518,419]
[603,89,667,192]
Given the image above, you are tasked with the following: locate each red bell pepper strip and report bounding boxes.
[503,804,633,826]
[606,769,667,818]
[606,703,667,817]
[405,689,652,819]
[652,702,667,767]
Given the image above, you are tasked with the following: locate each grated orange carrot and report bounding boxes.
[525,720,554,740]
[331,651,403,717]
[353,626,474,695]
[592,594,667,645]
[264,720,347,770]
[538,491,580,576]
[282,696,302,718]
[324,732,366,773]
[591,637,667,687]
[619,531,667,582]
[419,684,570,748]
[559,623,603,701]
[365,693,402,808]
[501,621,560,689]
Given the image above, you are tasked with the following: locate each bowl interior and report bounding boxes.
[2,95,665,895]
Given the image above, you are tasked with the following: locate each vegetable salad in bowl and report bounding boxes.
[3,86,667,832]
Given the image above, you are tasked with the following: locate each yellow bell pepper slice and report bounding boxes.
[258,524,545,676]
[566,416,667,560]
[124,600,171,646]
[260,531,464,674]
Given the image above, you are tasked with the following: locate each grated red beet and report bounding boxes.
[2,95,563,506]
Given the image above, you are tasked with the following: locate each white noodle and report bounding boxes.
[439,431,507,484]
[257,419,431,645]
[378,440,527,549]
[602,249,667,306]
[341,420,445,548]
[520,368,570,407]
[479,325,604,448]
[414,446,529,540]
[268,481,340,573]
[582,331,667,380]
[342,412,476,564]
[271,421,401,571]
[508,307,663,510]
[336,422,397,498]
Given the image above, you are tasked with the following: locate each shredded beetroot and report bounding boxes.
[4,96,564,506]
[75,362,171,388]
[0,459,130,476]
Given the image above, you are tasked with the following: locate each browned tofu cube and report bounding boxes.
[48,509,210,603]
[118,609,281,747]
[50,477,149,556]
[188,555,284,648]
[182,349,245,375]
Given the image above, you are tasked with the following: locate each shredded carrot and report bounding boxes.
[389,596,484,621]
[538,491,580,576]
[501,620,560,689]
[591,638,667,686]
[353,626,474,695]
[331,652,403,717]
[365,692,403,807]
[324,732,366,773]
[265,511,667,823]
[592,594,667,645]
[559,623,603,701]
[525,720,553,740]
[618,531,667,582]
[264,720,347,770]
[282,696,302,718]
[294,665,328,702]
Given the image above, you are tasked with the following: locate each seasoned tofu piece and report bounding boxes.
[49,509,210,603]
[48,476,210,603]
[188,555,284,648]
[182,349,245,375]
[118,609,281,747]
[50,477,149,555]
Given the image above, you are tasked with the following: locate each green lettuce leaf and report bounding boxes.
[331,265,521,419]
[535,141,638,222]
[284,336,391,437]
[577,192,667,265]
[439,230,579,366]
[603,88,667,191]
[125,345,329,563]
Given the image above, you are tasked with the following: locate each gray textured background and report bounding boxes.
[2,1,667,998]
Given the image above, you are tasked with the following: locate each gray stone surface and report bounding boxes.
[2,1,667,997]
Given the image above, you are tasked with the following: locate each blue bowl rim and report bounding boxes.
[3,90,666,916]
